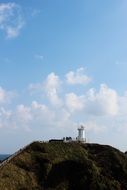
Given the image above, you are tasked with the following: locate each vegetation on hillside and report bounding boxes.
[0,141,127,190]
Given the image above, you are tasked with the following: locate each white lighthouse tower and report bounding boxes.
[77,125,86,143]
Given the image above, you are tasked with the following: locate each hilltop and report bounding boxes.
[0,141,127,190]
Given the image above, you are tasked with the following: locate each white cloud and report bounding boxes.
[81,121,106,133]
[0,87,7,103]
[28,71,118,117]
[2,68,127,151]
[118,91,127,115]
[16,104,33,124]
[29,83,42,95]
[0,107,12,128]
[0,86,15,104]
[3,69,127,143]
[0,3,24,38]
[44,72,63,107]
[0,101,71,132]
[29,73,63,106]
[85,84,118,116]
[64,84,118,116]
[30,101,72,130]
[65,93,84,113]
[31,101,55,125]
[66,67,91,85]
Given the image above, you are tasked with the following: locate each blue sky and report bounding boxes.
[0,0,127,153]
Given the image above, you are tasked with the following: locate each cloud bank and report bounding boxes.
[0,68,127,150]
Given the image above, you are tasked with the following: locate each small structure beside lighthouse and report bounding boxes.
[50,125,87,143]
[77,125,86,143]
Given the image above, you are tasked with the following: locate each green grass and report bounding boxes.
[0,142,127,189]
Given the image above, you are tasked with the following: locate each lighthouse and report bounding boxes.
[77,125,86,143]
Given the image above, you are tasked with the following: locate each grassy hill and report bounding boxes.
[0,141,127,190]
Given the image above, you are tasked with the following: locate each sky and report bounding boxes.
[0,0,127,153]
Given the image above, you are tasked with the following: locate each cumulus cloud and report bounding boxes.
[0,107,12,128]
[81,121,106,133]
[64,83,118,116]
[28,70,119,118]
[85,84,118,116]
[0,100,72,132]
[0,86,15,104]
[1,67,127,152]
[66,67,91,85]
[29,83,42,95]
[3,68,127,147]
[44,72,63,107]
[65,93,85,113]
[29,72,62,106]
[16,104,33,124]
[31,101,55,125]
[0,2,24,38]
[118,91,127,115]
[0,87,7,103]
[27,75,120,138]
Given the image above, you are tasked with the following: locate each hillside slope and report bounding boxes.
[0,141,127,190]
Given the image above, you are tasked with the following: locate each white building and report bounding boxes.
[77,125,86,143]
